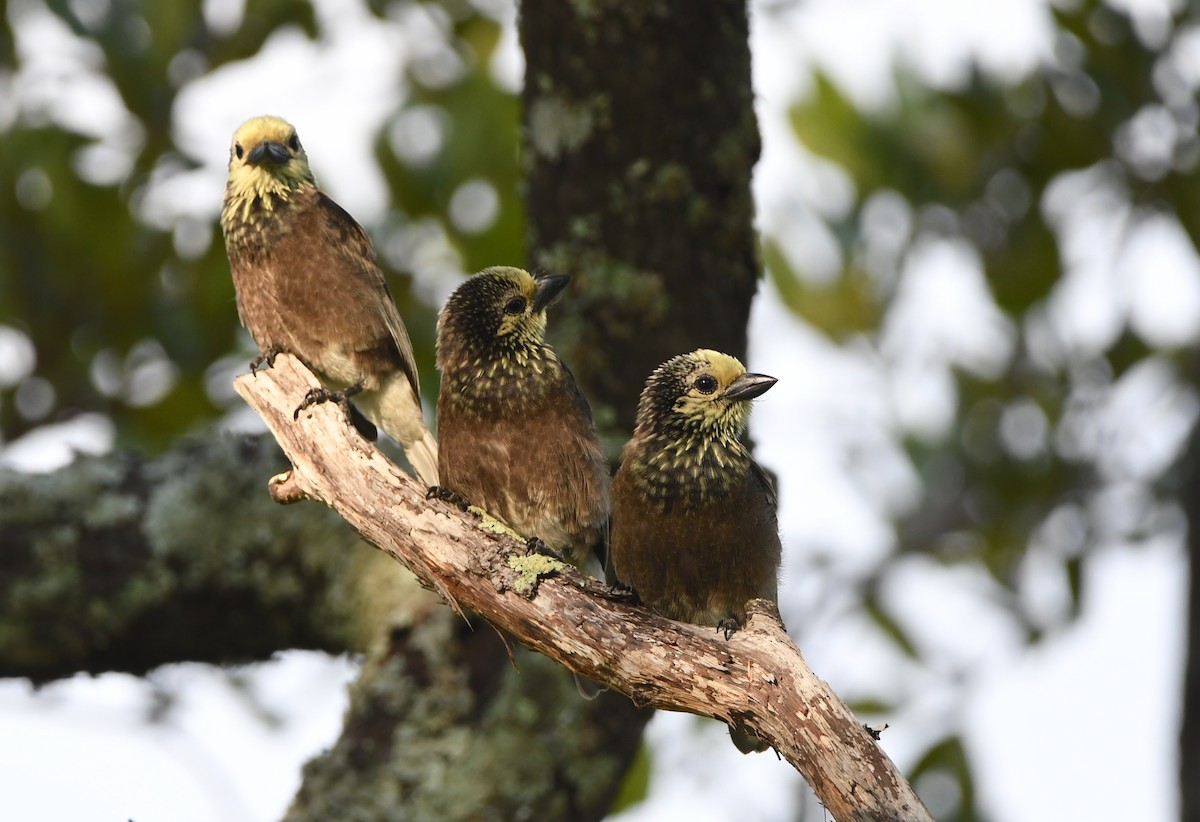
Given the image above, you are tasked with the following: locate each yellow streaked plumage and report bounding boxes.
[610,348,780,751]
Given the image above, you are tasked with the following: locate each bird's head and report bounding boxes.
[437,266,569,373]
[635,349,776,444]
[224,116,315,219]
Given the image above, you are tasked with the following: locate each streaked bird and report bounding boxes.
[610,349,780,751]
[220,115,438,484]
[434,266,609,573]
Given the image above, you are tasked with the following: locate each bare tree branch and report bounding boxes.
[235,354,932,822]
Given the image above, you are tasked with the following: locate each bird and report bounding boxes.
[609,349,780,751]
[434,266,609,574]
[220,115,438,485]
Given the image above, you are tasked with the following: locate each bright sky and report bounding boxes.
[2,0,1198,819]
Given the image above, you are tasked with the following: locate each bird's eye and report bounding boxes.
[694,375,718,394]
[504,296,527,315]
[288,134,300,151]
[235,143,244,160]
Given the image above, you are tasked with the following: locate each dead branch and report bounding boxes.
[234,354,932,822]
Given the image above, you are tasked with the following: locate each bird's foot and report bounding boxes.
[862,722,889,741]
[606,582,641,604]
[293,384,363,421]
[717,617,741,640]
[426,486,470,511]
[250,346,284,375]
[526,536,565,562]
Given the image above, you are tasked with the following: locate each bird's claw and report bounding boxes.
[293,384,363,421]
[250,347,283,375]
[862,722,889,741]
[426,485,470,511]
[606,582,641,604]
[526,537,564,562]
[717,617,741,640]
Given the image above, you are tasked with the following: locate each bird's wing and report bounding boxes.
[316,191,422,398]
[749,460,778,515]
[557,358,596,428]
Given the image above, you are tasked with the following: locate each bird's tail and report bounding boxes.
[729,723,770,754]
[404,425,440,486]
[356,375,440,486]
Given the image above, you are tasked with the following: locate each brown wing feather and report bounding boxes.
[230,188,420,397]
[438,368,608,565]
[312,193,422,398]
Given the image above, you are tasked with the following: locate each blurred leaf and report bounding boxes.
[845,699,897,715]
[608,740,651,814]
[908,735,975,822]
[377,14,525,274]
[1066,554,1083,612]
[864,593,919,659]
[761,237,879,337]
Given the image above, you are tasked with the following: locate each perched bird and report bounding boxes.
[435,266,609,573]
[220,115,438,485]
[610,349,780,751]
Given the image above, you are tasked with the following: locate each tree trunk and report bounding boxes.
[520,0,762,440]
[285,613,647,822]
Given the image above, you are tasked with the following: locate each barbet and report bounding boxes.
[435,266,609,573]
[220,115,438,484]
[610,349,780,750]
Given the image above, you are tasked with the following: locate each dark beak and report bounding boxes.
[532,274,571,313]
[724,372,777,402]
[247,140,291,167]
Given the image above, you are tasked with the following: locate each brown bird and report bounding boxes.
[610,349,780,750]
[220,115,438,484]
[434,266,609,573]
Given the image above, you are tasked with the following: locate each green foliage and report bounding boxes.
[781,0,1199,597]
[762,237,880,337]
[376,12,525,275]
[864,590,920,659]
[774,0,1200,816]
[607,740,652,814]
[908,736,975,822]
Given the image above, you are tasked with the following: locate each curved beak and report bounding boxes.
[247,141,291,167]
[532,274,571,313]
[724,372,777,402]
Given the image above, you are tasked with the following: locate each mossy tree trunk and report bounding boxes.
[0,435,387,682]
[520,0,762,442]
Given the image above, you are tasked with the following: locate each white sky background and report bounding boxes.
[2,0,1198,819]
